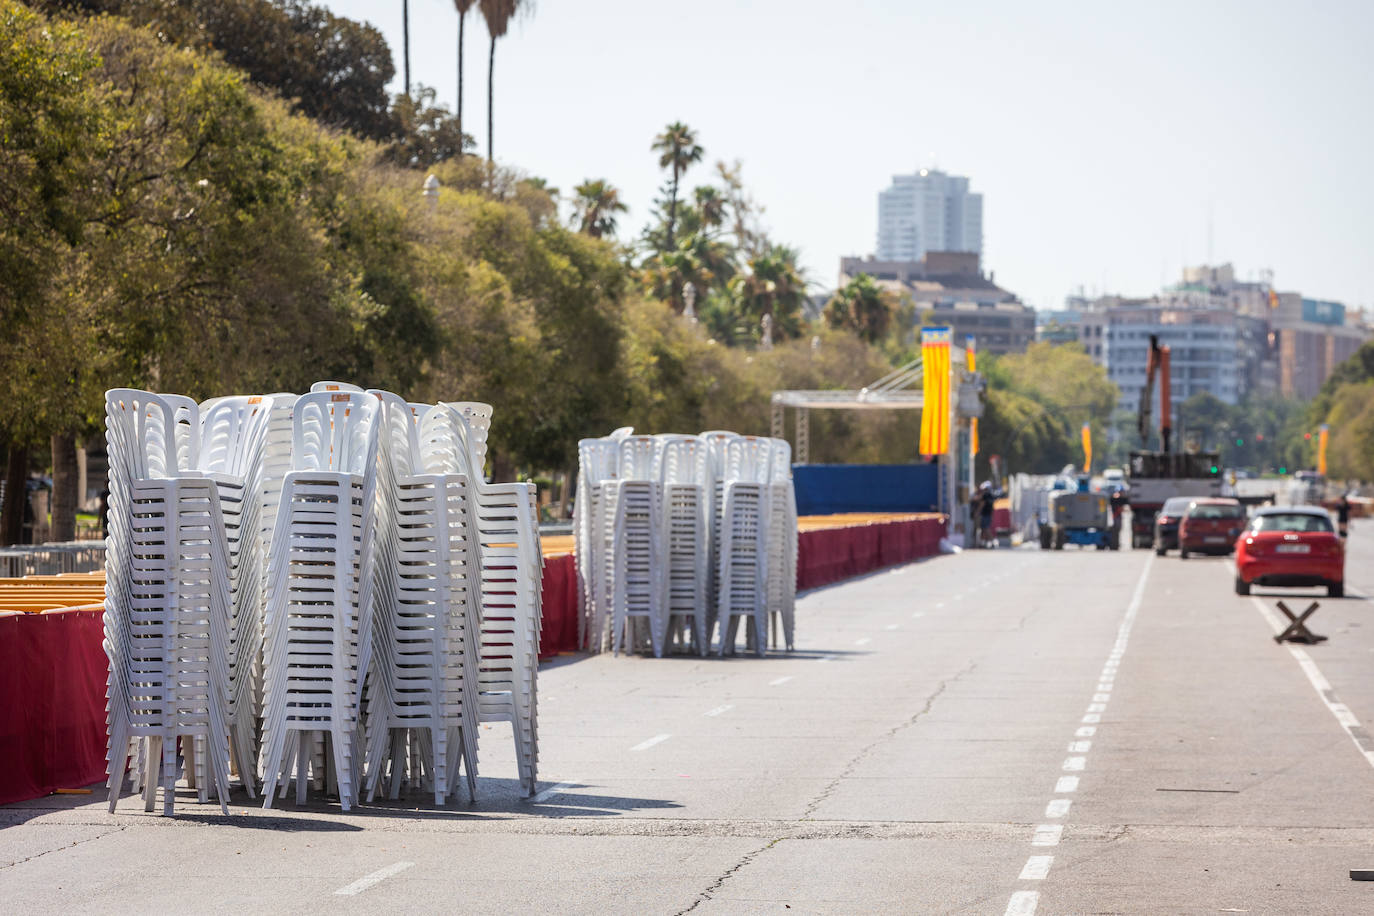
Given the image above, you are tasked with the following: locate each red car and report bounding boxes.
[1234,506,1345,597]
[1178,498,1246,558]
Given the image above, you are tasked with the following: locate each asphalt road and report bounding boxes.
[4,523,1374,914]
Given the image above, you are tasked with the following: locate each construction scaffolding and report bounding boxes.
[770,347,981,532]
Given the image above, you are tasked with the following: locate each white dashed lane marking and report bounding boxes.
[333,862,415,896]
[768,676,793,686]
[1005,891,1040,916]
[529,780,579,804]
[1032,824,1064,847]
[1019,856,1054,880]
[1045,799,1072,818]
[704,705,733,717]
[630,734,672,752]
[1054,775,1079,793]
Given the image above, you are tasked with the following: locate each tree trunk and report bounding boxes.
[558,469,573,520]
[1,443,28,547]
[50,432,78,542]
[402,0,411,97]
[491,449,515,484]
[457,11,466,153]
[487,34,496,164]
[666,166,679,250]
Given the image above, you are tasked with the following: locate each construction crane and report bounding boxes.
[1125,334,1220,548]
[1136,334,1172,453]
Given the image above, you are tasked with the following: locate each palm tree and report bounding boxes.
[650,122,704,250]
[453,0,477,153]
[693,186,726,232]
[479,0,528,164]
[825,273,893,344]
[573,179,627,239]
[729,243,809,342]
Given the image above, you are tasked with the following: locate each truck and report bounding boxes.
[1040,476,1118,550]
[1124,334,1225,548]
[1125,449,1222,548]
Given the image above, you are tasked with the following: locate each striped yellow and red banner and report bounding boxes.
[966,336,978,457]
[1318,424,1329,476]
[920,327,952,456]
[1081,423,1092,474]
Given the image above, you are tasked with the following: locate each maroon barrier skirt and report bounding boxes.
[796,516,945,591]
[0,609,108,806]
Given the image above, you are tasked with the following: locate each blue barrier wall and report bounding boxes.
[792,464,940,515]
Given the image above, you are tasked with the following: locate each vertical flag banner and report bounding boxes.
[966,336,979,457]
[920,327,952,456]
[1318,424,1329,476]
[1082,423,1092,474]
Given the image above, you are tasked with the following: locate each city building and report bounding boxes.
[876,169,983,262]
[1273,296,1368,399]
[839,251,1034,355]
[1053,263,1371,410]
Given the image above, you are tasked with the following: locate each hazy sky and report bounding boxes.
[325,0,1374,311]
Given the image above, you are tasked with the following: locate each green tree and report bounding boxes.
[572,179,628,239]
[825,274,894,344]
[650,122,704,251]
[383,86,474,168]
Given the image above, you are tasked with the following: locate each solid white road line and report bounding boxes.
[630,734,671,752]
[1032,824,1064,847]
[529,780,580,804]
[333,862,415,897]
[1005,890,1040,915]
[1054,776,1079,793]
[769,676,793,686]
[1250,595,1374,770]
[704,704,734,717]
[1045,799,1072,818]
[1019,856,1054,880]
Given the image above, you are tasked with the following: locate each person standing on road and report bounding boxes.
[1337,493,1351,539]
[977,481,996,548]
[1109,487,1127,547]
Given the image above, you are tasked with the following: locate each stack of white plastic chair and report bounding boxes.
[260,391,379,811]
[605,436,665,657]
[765,439,798,651]
[714,435,771,656]
[362,395,481,804]
[197,395,276,796]
[444,402,542,796]
[103,389,233,815]
[573,435,621,653]
[700,431,740,648]
[658,435,710,655]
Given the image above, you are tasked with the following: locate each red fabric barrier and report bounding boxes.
[796,517,946,591]
[538,553,579,660]
[0,609,108,806]
[993,507,1012,533]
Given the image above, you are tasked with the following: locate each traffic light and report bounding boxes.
[1304,432,1312,440]
[1256,433,1264,442]
[1209,465,1219,474]
[1279,466,1287,474]
[1236,438,1244,446]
